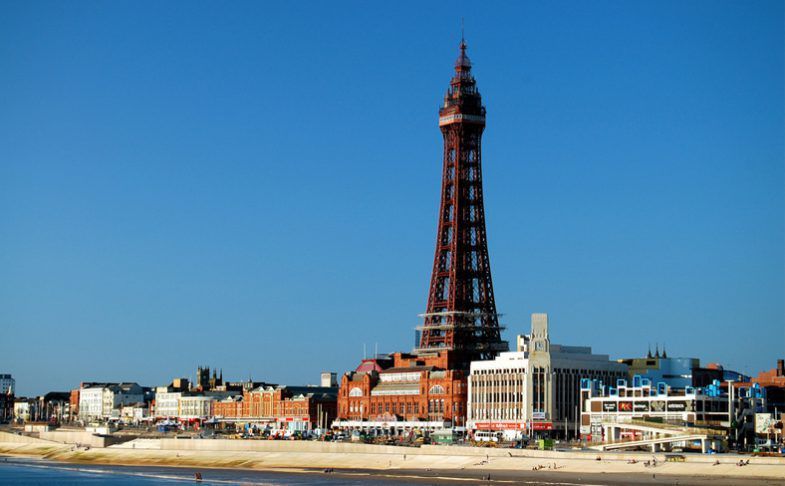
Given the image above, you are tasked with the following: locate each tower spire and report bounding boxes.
[416,40,508,369]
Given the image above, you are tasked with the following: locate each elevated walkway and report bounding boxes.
[591,420,725,453]
[596,434,714,452]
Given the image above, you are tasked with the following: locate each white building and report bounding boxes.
[154,387,183,419]
[580,377,767,446]
[120,403,149,423]
[468,314,628,439]
[78,383,144,420]
[178,395,215,420]
[78,385,106,420]
[0,374,14,394]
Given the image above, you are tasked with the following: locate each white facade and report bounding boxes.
[155,388,182,418]
[120,403,149,422]
[107,384,145,416]
[79,383,144,420]
[78,386,105,420]
[0,374,14,394]
[178,395,215,419]
[468,313,628,438]
[579,378,767,442]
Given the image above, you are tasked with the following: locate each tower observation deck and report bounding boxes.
[415,40,509,369]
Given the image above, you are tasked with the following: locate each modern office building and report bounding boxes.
[467,314,628,439]
[0,374,14,422]
[616,348,699,389]
[0,374,14,395]
[580,375,767,450]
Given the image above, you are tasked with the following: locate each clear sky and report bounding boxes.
[1,1,783,396]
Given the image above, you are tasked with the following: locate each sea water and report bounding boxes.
[0,457,411,485]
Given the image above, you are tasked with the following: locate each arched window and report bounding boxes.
[349,387,363,397]
[429,385,445,395]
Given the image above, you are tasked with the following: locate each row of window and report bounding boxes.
[349,385,445,397]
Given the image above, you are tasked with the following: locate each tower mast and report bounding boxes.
[416,39,508,369]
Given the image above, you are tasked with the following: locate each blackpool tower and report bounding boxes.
[416,39,509,368]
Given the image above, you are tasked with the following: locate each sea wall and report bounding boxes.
[158,438,785,466]
[0,431,57,444]
[38,430,130,448]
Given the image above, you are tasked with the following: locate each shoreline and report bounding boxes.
[2,440,784,485]
[3,454,781,486]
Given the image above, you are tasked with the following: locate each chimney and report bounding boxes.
[777,359,784,377]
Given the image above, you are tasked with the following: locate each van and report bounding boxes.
[473,431,502,443]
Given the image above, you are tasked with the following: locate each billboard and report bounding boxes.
[666,401,695,412]
[755,413,773,434]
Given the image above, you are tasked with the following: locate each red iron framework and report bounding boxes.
[416,40,508,368]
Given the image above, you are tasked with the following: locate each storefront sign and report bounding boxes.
[474,421,525,431]
[618,402,633,412]
[602,402,617,412]
[531,422,553,431]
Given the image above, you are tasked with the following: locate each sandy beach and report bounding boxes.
[1,432,783,485]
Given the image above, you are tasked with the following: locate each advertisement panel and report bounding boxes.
[602,402,617,412]
[532,412,546,420]
[755,413,773,434]
[633,402,649,412]
[618,402,633,412]
[666,401,695,412]
[650,400,665,412]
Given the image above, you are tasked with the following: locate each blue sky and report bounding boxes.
[1,1,782,396]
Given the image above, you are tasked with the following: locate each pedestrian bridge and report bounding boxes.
[590,421,725,453]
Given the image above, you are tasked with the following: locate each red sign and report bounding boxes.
[531,422,553,431]
[474,422,525,430]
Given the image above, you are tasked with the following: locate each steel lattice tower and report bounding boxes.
[416,40,508,368]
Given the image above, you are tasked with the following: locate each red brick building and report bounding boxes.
[751,359,785,414]
[335,351,468,432]
[69,389,80,421]
[753,360,785,388]
[213,385,337,431]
